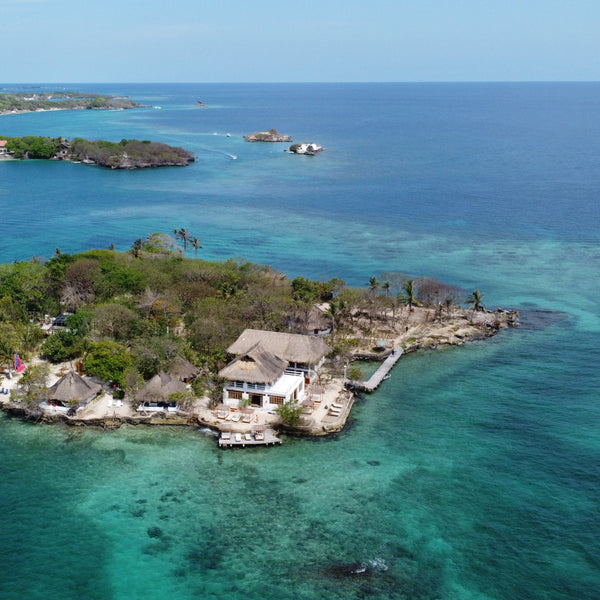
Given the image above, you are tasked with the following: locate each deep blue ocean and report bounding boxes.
[0,83,599,599]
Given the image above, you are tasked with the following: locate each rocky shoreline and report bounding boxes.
[0,306,518,439]
[244,128,292,142]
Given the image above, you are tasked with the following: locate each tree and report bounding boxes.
[168,389,195,412]
[122,366,143,403]
[368,276,380,296]
[190,237,202,257]
[83,340,132,386]
[467,289,485,312]
[41,330,81,363]
[131,238,143,258]
[92,303,139,340]
[276,401,303,427]
[174,228,190,254]
[0,322,19,369]
[11,363,50,406]
[399,279,419,311]
[130,336,181,379]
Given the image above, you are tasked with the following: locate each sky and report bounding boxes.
[2,0,599,82]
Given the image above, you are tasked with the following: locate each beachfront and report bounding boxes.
[0,302,517,447]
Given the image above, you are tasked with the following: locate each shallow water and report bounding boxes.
[0,83,599,599]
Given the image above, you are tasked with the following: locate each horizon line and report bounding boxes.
[2,80,600,86]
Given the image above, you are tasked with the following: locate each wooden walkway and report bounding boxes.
[219,428,281,448]
[347,349,403,393]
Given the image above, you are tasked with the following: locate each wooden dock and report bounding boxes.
[347,349,403,393]
[218,428,281,448]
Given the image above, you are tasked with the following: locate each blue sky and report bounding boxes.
[2,0,599,82]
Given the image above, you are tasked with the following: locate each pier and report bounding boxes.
[218,427,281,448]
[347,348,403,393]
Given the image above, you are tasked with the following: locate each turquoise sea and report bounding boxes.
[0,83,599,599]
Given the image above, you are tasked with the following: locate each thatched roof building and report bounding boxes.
[135,372,186,403]
[168,356,199,382]
[226,329,330,365]
[219,342,288,384]
[47,371,102,406]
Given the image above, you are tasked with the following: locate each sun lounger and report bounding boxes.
[234,433,242,443]
[107,397,113,407]
[331,402,343,409]
[242,414,252,423]
[244,433,252,441]
[217,411,227,419]
[231,413,241,422]
[221,431,231,441]
[255,432,265,441]
[225,412,234,420]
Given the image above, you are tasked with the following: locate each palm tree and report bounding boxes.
[382,281,391,297]
[130,238,143,258]
[190,237,202,256]
[467,289,485,312]
[174,228,190,254]
[399,279,418,312]
[368,276,379,296]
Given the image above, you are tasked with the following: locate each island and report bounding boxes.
[0,234,518,443]
[286,143,324,155]
[0,135,194,169]
[244,128,292,142]
[0,91,142,115]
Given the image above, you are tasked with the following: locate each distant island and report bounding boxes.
[0,91,142,115]
[244,128,292,142]
[0,135,194,169]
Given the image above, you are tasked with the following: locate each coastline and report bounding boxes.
[0,305,518,441]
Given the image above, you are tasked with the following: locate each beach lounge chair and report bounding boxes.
[242,414,252,423]
[221,431,231,441]
[231,413,241,422]
[217,411,227,419]
[234,433,242,443]
[255,431,265,441]
[331,402,343,409]
[244,433,252,441]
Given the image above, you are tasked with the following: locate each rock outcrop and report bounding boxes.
[244,128,292,142]
[287,143,324,155]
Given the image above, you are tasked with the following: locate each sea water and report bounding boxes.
[0,83,598,599]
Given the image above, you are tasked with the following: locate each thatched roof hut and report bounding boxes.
[219,342,287,384]
[168,356,199,382]
[136,371,186,403]
[47,371,101,406]
[226,329,330,365]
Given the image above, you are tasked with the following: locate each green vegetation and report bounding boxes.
[4,136,61,159]
[0,234,346,381]
[276,401,303,426]
[0,135,194,169]
[0,91,141,114]
[467,289,485,312]
[0,234,487,402]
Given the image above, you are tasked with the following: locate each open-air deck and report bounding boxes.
[218,427,281,448]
